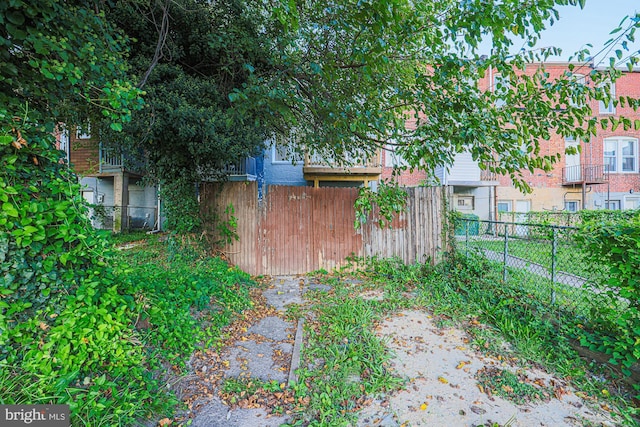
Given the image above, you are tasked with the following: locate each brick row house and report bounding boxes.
[56,126,159,232]
[484,63,640,219]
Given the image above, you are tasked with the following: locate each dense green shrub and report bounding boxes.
[0,116,166,423]
[575,213,640,380]
[1,116,254,424]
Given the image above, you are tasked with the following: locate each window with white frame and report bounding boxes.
[604,137,638,173]
[76,122,91,139]
[497,200,512,212]
[624,196,640,210]
[59,129,70,162]
[457,195,474,210]
[271,130,302,164]
[564,201,579,212]
[598,81,616,114]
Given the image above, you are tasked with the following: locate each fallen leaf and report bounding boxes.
[157,418,172,426]
[470,405,486,415]
[420,403,428,410]
[438,376,448,384]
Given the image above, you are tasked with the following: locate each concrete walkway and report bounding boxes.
[179,276,315,427]
[480,248,589,289]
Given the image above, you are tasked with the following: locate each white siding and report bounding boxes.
[447,152,481,183]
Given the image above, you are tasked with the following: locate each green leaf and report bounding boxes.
[2,202,18,217]
[6,11,25,26]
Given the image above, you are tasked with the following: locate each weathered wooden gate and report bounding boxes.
[200,182,449,275]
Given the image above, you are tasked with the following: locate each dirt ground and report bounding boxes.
[356,309,618,427]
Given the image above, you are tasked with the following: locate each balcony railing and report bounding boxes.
[199,157,257,181]
[480,162,498,182]
[562,164,608,185]
[221,157,257,180]
[304,150,382,171]
[99,144,123,173]
[99,143,146,175]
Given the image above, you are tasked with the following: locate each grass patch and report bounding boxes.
[115,234,254,366]
[293,254,635,425]
[476,367,550,405]
[283,274,405,426]
[465,236,596,278]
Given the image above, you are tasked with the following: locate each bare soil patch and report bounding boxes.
[357,310,617,427]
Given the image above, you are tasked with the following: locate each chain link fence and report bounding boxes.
[88,205,158,231]
[454,218,603,321]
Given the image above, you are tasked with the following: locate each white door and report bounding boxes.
[515,200,531,236]
[565,138,581,181]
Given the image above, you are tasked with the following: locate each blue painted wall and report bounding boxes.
[261,146,307,186]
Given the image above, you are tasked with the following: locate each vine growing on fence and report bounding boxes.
[575,213,640,387]
[354,180,408,229]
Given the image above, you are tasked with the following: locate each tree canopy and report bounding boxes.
[100,0,274,231]
[240,0,640,191]
[94,0,640,230]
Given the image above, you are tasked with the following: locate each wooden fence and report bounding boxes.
[200,182,450,275]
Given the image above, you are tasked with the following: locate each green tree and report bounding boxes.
[102,0,272,232]
[105,1,640,230]
[242,0,640,191]
[0,1,157,422]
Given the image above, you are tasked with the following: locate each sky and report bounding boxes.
[527,0,640,64]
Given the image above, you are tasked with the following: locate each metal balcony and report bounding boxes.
[562,164,608,186]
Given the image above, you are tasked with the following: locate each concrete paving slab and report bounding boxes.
[190,397,289,427]
[248,316,293,342]
[224,341,288,383]
[180,275,303,426]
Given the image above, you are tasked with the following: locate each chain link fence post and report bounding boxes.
[503,223,509,282]
[465,219,469,258]
[551,227,557,305]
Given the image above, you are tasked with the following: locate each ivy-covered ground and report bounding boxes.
[0,229,254,426]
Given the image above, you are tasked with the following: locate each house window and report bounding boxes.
[564,201,579,212]
[624,196,640,210]
[604,137,638,173]
[272,143,292,163]
[457,195,474,210]
[598,81,616,114]
[271,130,301,164]
[59,129,70,162]
[605,200,620,210]
[76,123,91,139]
[497,201,512,212]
